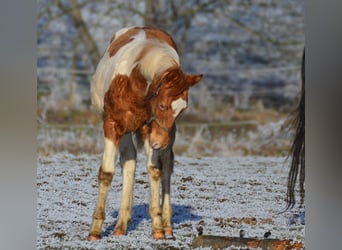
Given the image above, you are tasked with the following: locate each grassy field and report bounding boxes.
[38,119,292,157]
[37,105,294,157]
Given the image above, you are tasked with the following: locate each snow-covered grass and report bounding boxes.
[37,153,304,249]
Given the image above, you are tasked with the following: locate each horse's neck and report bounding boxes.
[138,43,179,87]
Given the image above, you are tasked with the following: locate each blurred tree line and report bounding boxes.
[37,0,304,123]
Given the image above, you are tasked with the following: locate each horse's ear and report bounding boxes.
[186,74,203,87]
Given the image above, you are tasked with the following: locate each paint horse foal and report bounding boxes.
[89,27,202,240]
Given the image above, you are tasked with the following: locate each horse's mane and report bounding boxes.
[147,67,189,99]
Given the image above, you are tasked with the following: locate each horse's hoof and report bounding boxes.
[113,229,125,236]
[88,234,101,241]
[152,230,165,240]
[164,227,173,237]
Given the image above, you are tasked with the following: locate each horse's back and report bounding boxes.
[90,27,179,113]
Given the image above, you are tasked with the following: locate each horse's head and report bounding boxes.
[147,68,202,149]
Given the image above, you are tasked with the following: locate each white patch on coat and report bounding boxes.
[144,138,156,166]
[171,98,187,117]
[138,40,179,85]
[90,27,180,113]
[111,30,147,77]
[114,26,134,38]
[101,138,117,173]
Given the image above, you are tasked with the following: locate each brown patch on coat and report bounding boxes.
[139,124,151,141]
[148,67,202,100]
[142,27,178,51]
[108,28,140,57]
[103,66,150,141]
[108,27,178,58]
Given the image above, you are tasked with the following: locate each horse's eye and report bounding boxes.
[159,103,166,111]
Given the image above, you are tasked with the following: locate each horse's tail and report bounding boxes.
[286,48,305,210]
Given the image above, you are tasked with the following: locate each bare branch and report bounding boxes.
[55,0,101,67]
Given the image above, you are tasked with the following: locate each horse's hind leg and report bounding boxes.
[113,134,137,236]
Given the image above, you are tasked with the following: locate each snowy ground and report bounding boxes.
[37,153,304,249]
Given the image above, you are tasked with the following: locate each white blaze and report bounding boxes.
[171,98,187,117]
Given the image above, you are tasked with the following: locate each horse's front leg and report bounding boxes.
[144,138,164,240]
[113,133,137,236]
[161,148,174,238]
[161,125,176,238]
[88,137,118,240]
[88,120,120,241]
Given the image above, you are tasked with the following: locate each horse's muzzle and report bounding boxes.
[150,131,169,150]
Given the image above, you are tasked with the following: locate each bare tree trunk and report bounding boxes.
[68,38,78,108]
[144,0,162,27]
[57,0,101,68]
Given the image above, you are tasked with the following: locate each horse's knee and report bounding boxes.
[148,166,162,181]
[93,209,105,220]
[150,206,162,217]
[98,167,114,186]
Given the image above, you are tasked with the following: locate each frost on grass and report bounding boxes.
[37,119,292,157]
[37,153,304,249]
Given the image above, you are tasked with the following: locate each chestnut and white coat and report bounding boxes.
[88,27,202,240]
